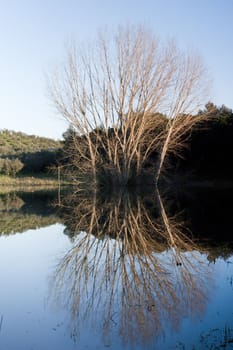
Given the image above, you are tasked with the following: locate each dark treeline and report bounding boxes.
[20,150,60,173]
[60,102,233,185]
[0,102,232,182]
[172,102,233,180]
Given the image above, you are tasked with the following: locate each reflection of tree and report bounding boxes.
[50,190,210,347]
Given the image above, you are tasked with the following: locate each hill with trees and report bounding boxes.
[0,129,61,156]
[0,130,62,176]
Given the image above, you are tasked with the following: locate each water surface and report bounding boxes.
[0,188,233,349]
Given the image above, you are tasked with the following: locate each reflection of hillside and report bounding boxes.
[50,190,211,347]
[0,213,58,235]
[0,192,24,211]
[0,190,60,235]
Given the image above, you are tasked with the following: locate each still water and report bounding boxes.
[0,188,233,349]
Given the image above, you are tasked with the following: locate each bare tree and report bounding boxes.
[49,25,209,186]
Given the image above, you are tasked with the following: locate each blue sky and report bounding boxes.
[0,0,232,139]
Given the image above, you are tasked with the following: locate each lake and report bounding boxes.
[0,187,233,349]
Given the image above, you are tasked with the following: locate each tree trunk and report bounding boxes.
[155,124,174,186]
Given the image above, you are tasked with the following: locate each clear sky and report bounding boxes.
[0,0,232,139]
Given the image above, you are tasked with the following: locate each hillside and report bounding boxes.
[0,129,61,156]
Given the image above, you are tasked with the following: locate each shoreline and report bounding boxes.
[0,175,64,193]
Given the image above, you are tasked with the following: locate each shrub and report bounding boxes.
[0,158,24,176]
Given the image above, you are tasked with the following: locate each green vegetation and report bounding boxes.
[0,158,24,176]
[0,129,61,156]
[0,129,62,183]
